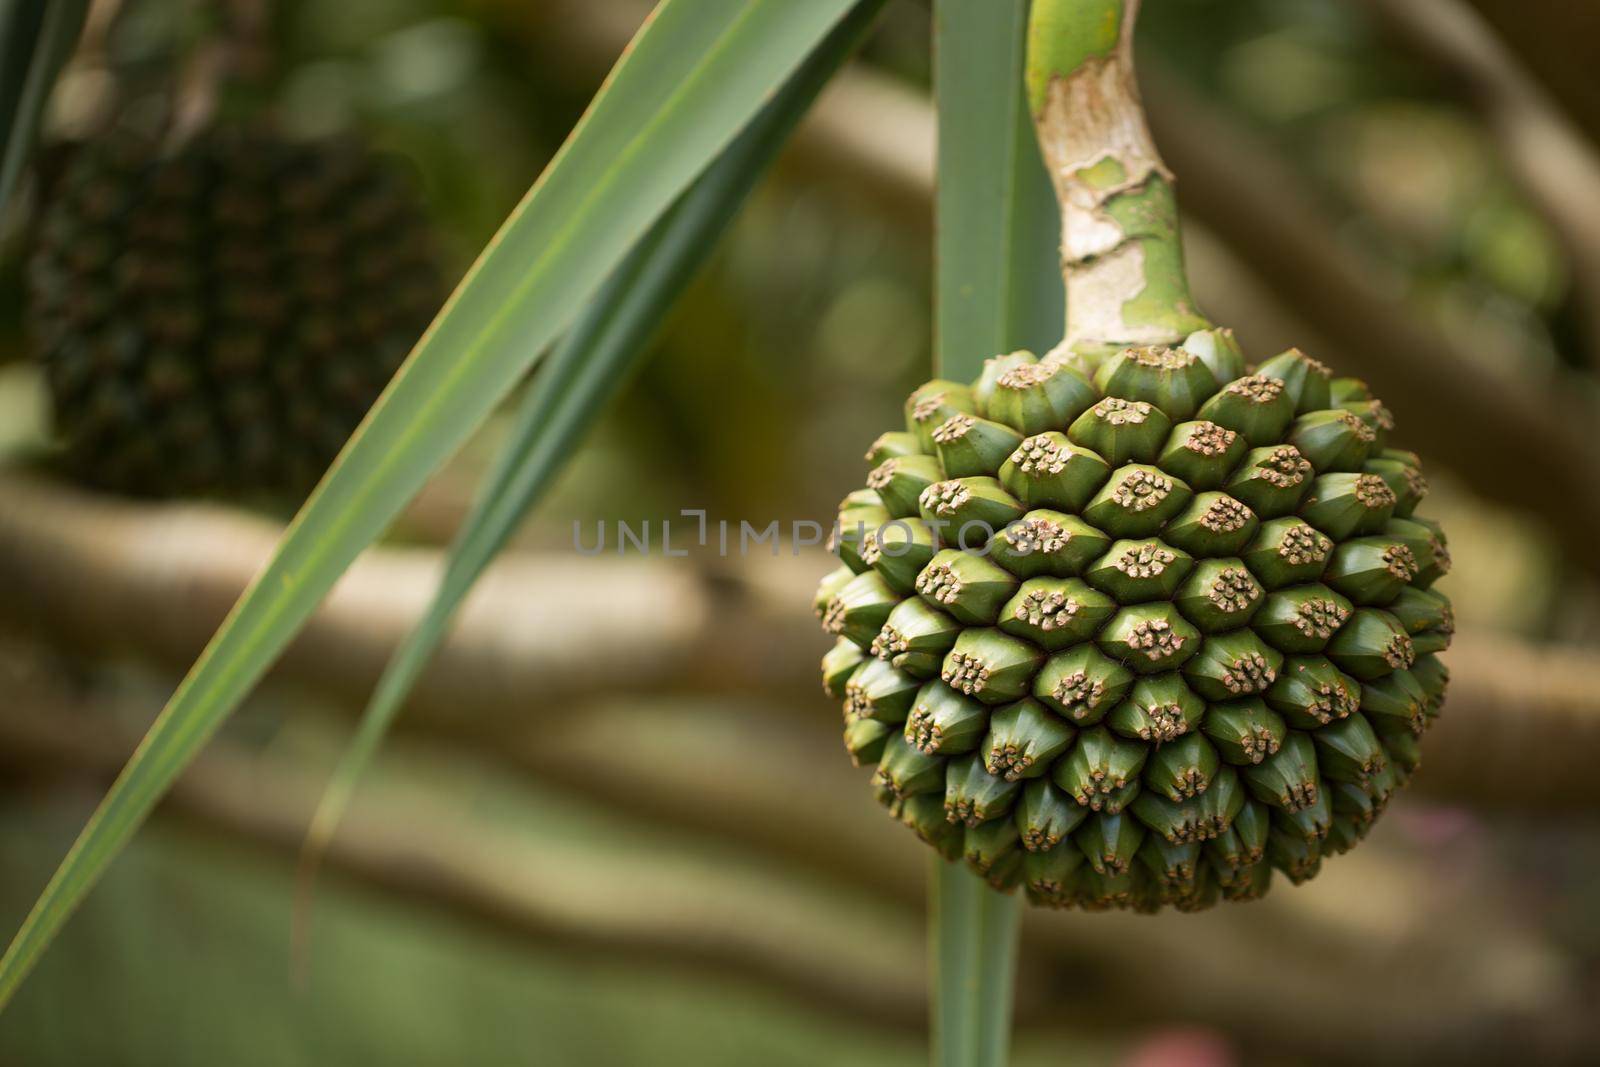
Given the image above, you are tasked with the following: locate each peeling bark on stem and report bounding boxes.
[1027,0,1208,355]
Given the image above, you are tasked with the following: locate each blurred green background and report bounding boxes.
[1,0,1598,1063]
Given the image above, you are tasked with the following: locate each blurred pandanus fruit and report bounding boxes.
[27,126,443,497]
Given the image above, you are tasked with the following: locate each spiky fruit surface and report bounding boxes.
[817,336,1452,912]
[26,127,443,496]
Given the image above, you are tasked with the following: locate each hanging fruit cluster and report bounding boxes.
[815,333,1451,912]
[27,126,444,497]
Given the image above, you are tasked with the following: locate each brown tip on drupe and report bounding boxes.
[1294,598,1350,639]
[1278,524,1332,566]
[1115,543,1176,578]
[942,651,993,696]
[932,413,975,444]
[1127,618,1186,661]
[1222,653,1276,694]
[870,625,907,661]
[1093,397,1154,424]
[915,564,962,604]
[1404,466,1428,499]
[1011,435,1068,475]
[1338,410,1375,443]
[1022,829,1059,852]
[987,746,1033,781]
[1200,496,1251,533]
[1385,634,1416,670]
[1126,345,1196,370]
[910,392,947,423]
[1241,726,1281,763]
[1253,447,1311,489]
[1209,568,1261,612]
[1355,474,1397,509]
[1006,518,1068,554]
[1054,672,1105,716]
[1383,543,1419,582]
[1016,590,1078,630]
[1226,375,1285,404]
[918,480,970,516]
[1142,703,1188,742]
[1186,421,1238,457]
[996,362,1058,390]
[1111,469,1174,512]
[1282,780,1319,813]
[843,682,873,721]
[905,706,945,754]
[944,797,984,828]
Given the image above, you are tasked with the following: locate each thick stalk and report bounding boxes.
[930,856,1022,1067]
[1026,0,1208,358]
[928,4,1206,1060]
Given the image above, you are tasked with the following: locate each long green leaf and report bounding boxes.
[933,0,1061,366]
[293,0,888,938]
[0,0,863,1010]
[929,1,1056,1065]
[0,0,88,216]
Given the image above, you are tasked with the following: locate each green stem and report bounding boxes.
[929,1,1050,1063]
[935,0,1062,364]
[922,3,1202,1060]
[1026,0,1208,357]
[931,857,1023,1067]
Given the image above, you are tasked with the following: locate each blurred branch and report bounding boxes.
[497,0,935,229]
[0,665,931,1027]
[0,644,1584,1060]
[2,470,1598,814]
[1140,69,1600,573]
[1416,630,1600,811]
[1362,0,1600,362]
[1462,0,1600,153]
[0,470,712,732]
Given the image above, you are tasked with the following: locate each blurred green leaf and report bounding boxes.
[295,0,889,927]
[0,0,866,1010]
[0,0,88,216]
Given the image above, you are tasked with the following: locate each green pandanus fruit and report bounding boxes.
[27,125,444,497]
[814,0,1451,913]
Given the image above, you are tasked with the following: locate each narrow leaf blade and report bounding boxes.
[0,0,89,215]
[294,0,888,929]
[929,1,1053,1064]
[934,0,1061,376]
